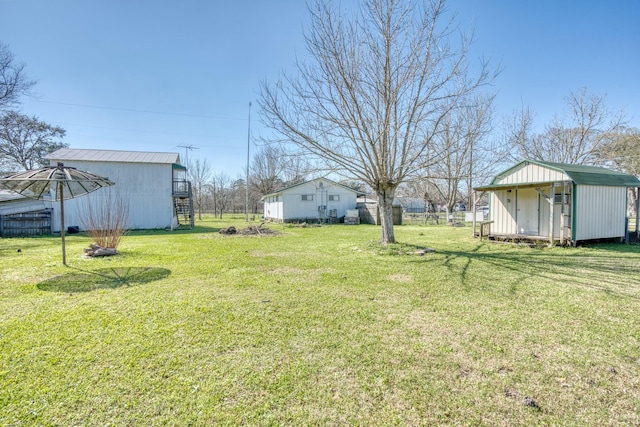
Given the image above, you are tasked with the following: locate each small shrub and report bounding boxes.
[80,189,129,250]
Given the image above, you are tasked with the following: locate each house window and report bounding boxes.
[328,195,340,201]
[302,194,313,201]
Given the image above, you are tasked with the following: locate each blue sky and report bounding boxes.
[2,0,639,177]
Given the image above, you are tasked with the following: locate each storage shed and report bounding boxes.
[474,160,640,245]
[262,178,362,223]
[356,196,403,225]
[45,148,194,231]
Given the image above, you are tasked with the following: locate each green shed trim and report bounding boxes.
[475,160,640,191]
[572,183,577,242]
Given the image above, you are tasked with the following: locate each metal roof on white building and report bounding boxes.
[46,148,181,165]
[0,189,27,202]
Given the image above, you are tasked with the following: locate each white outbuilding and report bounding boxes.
[474,160,640,245]
[45,148,194,231]
[262,178,362,223]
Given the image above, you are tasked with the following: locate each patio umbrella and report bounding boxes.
[0,162,114,265]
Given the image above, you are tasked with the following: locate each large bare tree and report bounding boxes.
[595,127,640,177]
[506,87,626,165]
[250,145,288,197]
[260,0,496,243]
[595,127,640,216]
[211,171,232,219]
[251,144,311,199]
[0,43,35,110]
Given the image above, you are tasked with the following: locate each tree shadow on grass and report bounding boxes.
[37,267,171,293]
[430,244,640,300]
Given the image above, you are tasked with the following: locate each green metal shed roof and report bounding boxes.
[534,160,640,186]
[475,160,640,191]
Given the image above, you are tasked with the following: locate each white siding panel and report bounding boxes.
[263,197,284,221]
[490,190,516,234]
[497,163,569,185]
[515,188,540,235]
[284,182,318,219]
[574,185,627,240]
[47,160,174,231]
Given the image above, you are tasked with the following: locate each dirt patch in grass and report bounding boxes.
[219,224,281,236]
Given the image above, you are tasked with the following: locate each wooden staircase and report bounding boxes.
[173,180,194,228]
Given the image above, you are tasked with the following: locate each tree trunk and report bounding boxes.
[628,187,638,217]
[377,189,396,244]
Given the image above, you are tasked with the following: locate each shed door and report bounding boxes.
[516,188,539,235]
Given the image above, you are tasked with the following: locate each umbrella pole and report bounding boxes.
[59,182,66,266]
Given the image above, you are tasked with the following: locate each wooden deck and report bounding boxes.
[481,233,568,246]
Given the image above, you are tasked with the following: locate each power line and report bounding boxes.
[32,99,245,121]
[56,122,243,141]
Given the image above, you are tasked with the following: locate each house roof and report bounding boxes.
[475,159,640,191]
[46,148,182,165]
[261,177,364,200]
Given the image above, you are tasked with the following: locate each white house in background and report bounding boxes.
[44,148,194,231]
[474,160,640,245]
[262,178,362,223]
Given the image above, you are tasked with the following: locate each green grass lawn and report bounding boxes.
[1,216,640,426]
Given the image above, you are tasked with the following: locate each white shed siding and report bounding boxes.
[538,188,556,239]
[479,160,639,244]
[515,188,540,235]
[47,160,174,231]
[496,163,569,185]
[489,190,516,235]
[574,185,627,241]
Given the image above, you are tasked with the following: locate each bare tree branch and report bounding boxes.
[0,43,36,110]
[259,0,497,243]
[505,87,627,165]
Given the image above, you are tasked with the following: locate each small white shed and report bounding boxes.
[262,178,362,223]
[45,148,193,231]
[474,160,640,245]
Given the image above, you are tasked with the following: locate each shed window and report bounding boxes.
[328,195,340,201]
[302,194,313,201]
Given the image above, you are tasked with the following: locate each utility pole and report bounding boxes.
[245,102,252,222]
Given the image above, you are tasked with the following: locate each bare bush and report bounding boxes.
[80,189,129,250]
